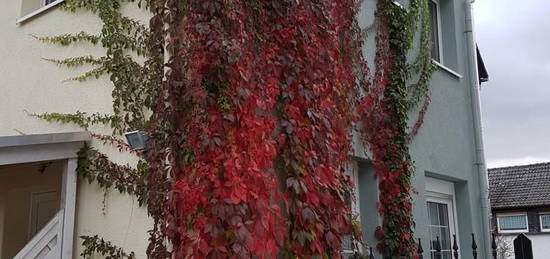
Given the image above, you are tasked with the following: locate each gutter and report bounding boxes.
[464,0,492,257]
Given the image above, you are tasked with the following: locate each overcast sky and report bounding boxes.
[474,0,550,168]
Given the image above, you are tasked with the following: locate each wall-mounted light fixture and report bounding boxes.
[124,130,149,151]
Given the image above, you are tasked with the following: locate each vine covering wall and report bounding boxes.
[358,0,435,256]
[34,0,434,258]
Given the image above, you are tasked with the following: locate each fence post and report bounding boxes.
[417,238,424,259]
[492,234,498,259]
[472,233,478,259]
[452,234,459,259]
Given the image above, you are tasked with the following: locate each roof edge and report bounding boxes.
[488,161,550,171]
[0,132,91,148]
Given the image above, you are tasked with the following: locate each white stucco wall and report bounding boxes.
[498,234,550,259]
[0,2,153,258]
[530,235,550,258]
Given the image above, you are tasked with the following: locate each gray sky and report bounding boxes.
[475,0,550,168]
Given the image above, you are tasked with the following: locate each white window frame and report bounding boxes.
[540,213,550,232]
[429,0,444,64]
[496,212,529,233]
[16,0,64,24]
[427,0,464,79]
[426,197,457,258]
[42,0,55,7]
[425,177,460,259]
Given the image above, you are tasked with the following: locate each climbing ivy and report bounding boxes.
[356,0,434,256]
[33,0,435,258]
[30,111,119,131]
[80,235,136,259]
[76,145,148,206]
[33,0,163,257]
[35,0,155,134]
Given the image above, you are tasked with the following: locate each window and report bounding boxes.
[18,0,63,24]
[540,214,550,232]
[425,177,458,259]
[427,201,454,259]
[428,0,442,63]
[497,214,528,233]
[427,0,460,75]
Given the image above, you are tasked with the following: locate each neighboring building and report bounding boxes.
[0,0,491,258]
[489,162,550,258]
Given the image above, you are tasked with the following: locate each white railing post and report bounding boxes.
[13,212,61,259]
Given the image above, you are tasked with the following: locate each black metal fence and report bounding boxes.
[355,233,501,259]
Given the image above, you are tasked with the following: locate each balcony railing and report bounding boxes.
[13,210,62,259]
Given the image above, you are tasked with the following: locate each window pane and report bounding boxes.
[429,1,440,62]
[429,226,451,250]
[429,226,440,250]
[428,202,440,225]
[438,203,449,227]
[541,215,550,230]
[427,201,453,257]
[440,227,451,250]
[498,215,527,230]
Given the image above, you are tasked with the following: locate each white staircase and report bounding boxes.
[13,211,62,259]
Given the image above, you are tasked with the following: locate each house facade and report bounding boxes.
[489,162,550,259]
[0,0,491,258]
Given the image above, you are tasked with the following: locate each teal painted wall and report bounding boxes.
[354,0,490,257]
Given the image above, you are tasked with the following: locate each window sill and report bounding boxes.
[16,0,64,25]
[497,231,550,236]
[498,230,529,234]
[432,60,462,79]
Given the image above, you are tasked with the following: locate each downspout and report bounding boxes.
[464,0,491,257]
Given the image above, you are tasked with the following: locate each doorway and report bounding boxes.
[0,162,62,259]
